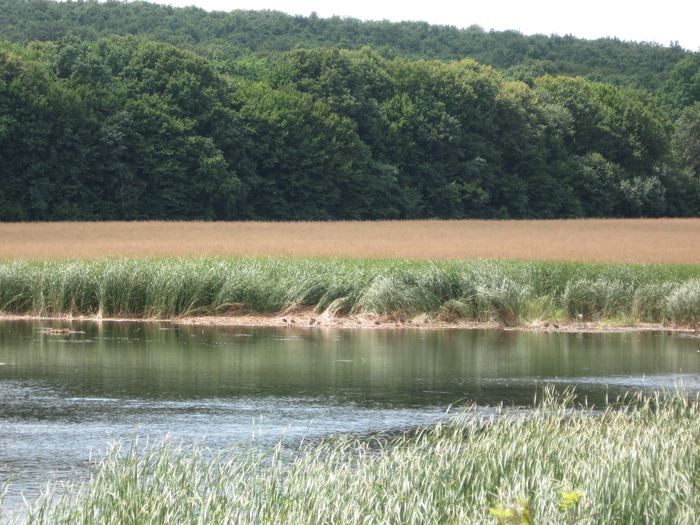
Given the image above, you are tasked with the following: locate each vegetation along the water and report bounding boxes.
[2,257,700,327]
[8,389,700,524]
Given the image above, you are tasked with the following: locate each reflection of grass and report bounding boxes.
[18,390,700,524]
[1,258,700,326]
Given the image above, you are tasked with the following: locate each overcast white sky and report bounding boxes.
[154,0,699,51]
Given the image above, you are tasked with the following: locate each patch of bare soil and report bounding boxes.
[1,311,697,335]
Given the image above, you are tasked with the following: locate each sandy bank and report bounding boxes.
[1,311,697,335]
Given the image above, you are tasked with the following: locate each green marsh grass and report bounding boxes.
[13,389,700,524]
[1,258,700,325]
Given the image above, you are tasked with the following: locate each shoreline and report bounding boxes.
[1,312,697,335]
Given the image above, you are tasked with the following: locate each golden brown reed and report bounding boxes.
[1,219,699,263]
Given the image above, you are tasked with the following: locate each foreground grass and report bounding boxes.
[2,257,700,326]
[10,390,700,524]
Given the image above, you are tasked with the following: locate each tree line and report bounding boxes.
[0,0,694,92]
[0,2,698,220]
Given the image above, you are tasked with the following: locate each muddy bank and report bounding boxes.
[1,311,697,335]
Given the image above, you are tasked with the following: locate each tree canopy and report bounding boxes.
[0,1,698,220]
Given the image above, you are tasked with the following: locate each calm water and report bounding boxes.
[1,320,699,514]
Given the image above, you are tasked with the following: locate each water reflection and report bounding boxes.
[1,320,699,514]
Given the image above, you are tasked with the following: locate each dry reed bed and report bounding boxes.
[1,219,700,263]
[14,390,700,524]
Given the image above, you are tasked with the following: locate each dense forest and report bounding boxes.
[0,0,699,220]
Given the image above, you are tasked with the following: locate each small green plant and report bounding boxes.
[489,491,600,525]
[558,490,599,524]
[559,490,583,524]
[489,498,533,524]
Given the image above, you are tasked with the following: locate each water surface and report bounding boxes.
[1,320,699,514]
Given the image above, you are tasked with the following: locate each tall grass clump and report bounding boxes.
[632,281,679,323]
[561,278,633,322]
[14,389,700,524]
[664,279,700,327]
[476,278,532,327]
[354,262,467,318]
[1,257,700,326]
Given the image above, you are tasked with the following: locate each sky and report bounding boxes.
[155,0,700,51]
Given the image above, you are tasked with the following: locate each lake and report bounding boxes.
[1,320,699,515]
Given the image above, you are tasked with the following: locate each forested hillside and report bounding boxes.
[1,0,699,220]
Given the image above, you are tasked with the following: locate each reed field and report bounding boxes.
[9,390,699,525]
[1,219,700,263]
[2,257,700,326]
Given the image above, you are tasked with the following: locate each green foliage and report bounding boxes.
[562,279,633,321]
[664,279,700,326]
[535,76,672,173]
[3,257,700,326]
[238,82,371,220]
[16,390,700,524]
[661,54,700,115]
[0,0,691,90]
[490,500,533,525]
[674,102,700,174]
[489,490,592,524]
[0,2,697,220]
[477,278,532,327]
